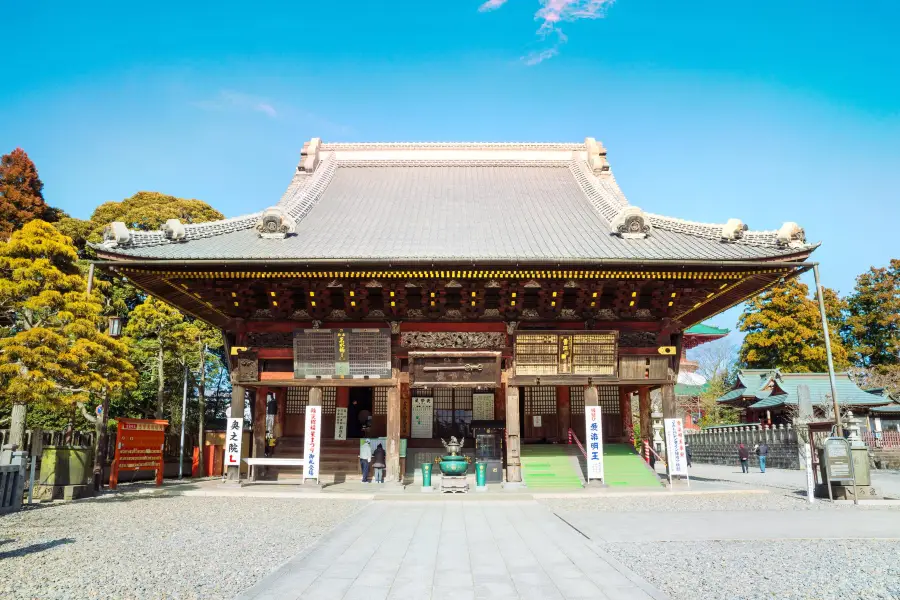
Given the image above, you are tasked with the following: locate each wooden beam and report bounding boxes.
[386,368,401,483]
[505,384,522,483]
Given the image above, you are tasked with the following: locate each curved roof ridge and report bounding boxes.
[322,141,587,151]
[646,213,787,249]
[99,154,337,249]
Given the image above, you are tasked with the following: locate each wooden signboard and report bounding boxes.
[514,331,618,378]
[110,418,168,490]
[408,351,502,387]
[294,328,391,379]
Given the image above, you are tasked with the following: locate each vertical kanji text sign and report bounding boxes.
[664,418,689,477]
[304,405,322,483]
[224,418,243,473]
[585,406,604,481]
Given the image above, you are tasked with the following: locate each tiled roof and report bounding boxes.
[685,324,730,336]
[870,403,900,414]
[718,370,894,410]
[92,139,816,263]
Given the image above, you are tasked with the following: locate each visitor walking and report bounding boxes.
[372,443,387,484]
[359,439,373,483]
[685,443,693,467]
[738,443,750,473]
[757,442,769,473]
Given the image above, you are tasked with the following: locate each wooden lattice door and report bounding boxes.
[524,386,558,441]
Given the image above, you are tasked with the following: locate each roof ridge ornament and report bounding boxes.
[776,222,806,248]
[720,218,748,242]
[161,219,186,241]
[102,222,132,247]
[584,137,610,176]
[299,137,322,173]
[611,206,651,239]
[255,206,297,239]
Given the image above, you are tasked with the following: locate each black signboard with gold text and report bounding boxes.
[294,328,391,379]
[514,331,618,378]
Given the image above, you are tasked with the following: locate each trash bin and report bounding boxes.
[475,462,487,488]
[421,462,432,488]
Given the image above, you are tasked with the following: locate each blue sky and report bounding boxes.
[2,0,898,339]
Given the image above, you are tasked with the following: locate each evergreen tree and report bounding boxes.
[0,221,137,448]
[738,279,850,373]
[845,259,900,367]
[0,148,58,236]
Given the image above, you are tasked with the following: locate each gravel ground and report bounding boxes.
[541,491,900,513]
[610,539,900,600]
[0,495,364,600]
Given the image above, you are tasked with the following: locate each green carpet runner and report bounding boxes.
[602,443,663,487]
[521,445,584,490]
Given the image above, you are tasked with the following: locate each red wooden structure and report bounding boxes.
[110,418,168,489]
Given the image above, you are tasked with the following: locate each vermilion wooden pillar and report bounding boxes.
[619,388,633,443]
[638,386,652,459]
[557,386,571,440]
[274,388,286,439]
[253,387,268,459]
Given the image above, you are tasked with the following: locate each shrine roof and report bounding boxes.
[719,370,894,410]
[92,139,816,264]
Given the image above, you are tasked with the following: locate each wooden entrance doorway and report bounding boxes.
[348,387,373,438]
[522,386,559,442]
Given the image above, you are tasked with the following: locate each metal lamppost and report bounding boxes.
[812,264,842,436]
[179,363,188,479]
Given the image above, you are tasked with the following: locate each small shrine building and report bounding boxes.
[94,138,816,484]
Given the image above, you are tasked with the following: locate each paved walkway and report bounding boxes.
[681,462,900,498]
[235,501,668,600]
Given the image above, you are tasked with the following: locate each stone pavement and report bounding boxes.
[682,462,900,498]
[235,501,668,600]
[556,508,900,542]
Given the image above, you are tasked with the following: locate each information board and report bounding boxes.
[411,397,434,439]
[334,407,348,441]
[584,406,604,481]
[515,331,617,377]
[473,393,495,421]
[294,328,391,379]
[825,437,853,481]
[303,405,322,483]
[110,418,168,490]
[224,417,243,470]
[664,418,689,477]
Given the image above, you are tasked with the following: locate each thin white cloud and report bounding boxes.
[479,0,616,65]
[193,90,278,118]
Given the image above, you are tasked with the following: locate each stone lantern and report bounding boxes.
[651,411,664,456]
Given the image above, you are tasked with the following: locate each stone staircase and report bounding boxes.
[272,437,363,483]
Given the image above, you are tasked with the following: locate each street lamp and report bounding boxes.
[107,316,123,338]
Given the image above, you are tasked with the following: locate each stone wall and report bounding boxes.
[685,424,800,470]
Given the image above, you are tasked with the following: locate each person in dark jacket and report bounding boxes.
[372,443,387,484]
[756,442,769,473]
[738,444,750,473]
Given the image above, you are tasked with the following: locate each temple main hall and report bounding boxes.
[94,138,816,486]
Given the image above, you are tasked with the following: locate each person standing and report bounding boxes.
[372,443,387,484]
[757,442,769,473]
[359,439,373,483]
[685,443,693,468]
[738,443,750,473]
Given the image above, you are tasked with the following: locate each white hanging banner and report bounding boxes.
[664,418,689,477]
[584,406,604,481]
[473,393,495,421]
[224,418,243,472]
[411,397,434,439]
[334,406,348,441]
[303,405,322,483]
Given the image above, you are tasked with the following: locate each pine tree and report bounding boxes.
[123,297,187,419]
[845,259,900,367]
[0,221,137,450]
[0,148,57,236]
[738,279,850,373]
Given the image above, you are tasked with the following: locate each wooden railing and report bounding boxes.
[567,428,586,459]
[863,431,900,449]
